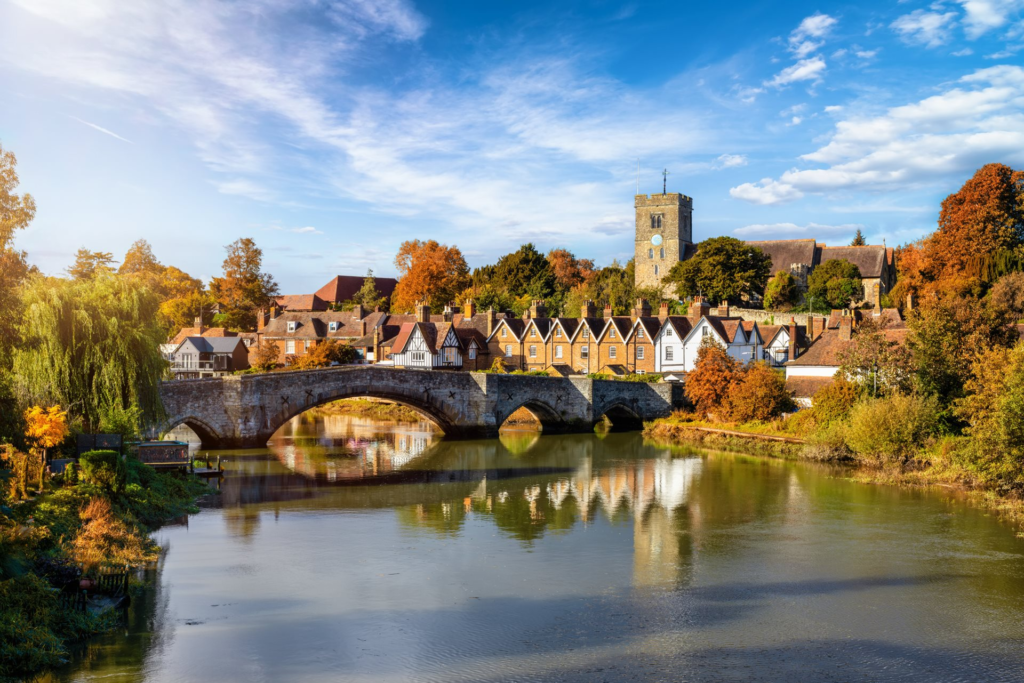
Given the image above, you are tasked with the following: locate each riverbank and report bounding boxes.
[0,461,213,682]
[643,415,1024,536]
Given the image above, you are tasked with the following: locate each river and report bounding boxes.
[39,412,1024,682]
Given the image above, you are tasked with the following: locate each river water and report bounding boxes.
[40,413,1024,682]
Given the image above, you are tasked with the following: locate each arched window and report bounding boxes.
[648,248,654,258]
[654,265,660,276]
[660,248,665,259]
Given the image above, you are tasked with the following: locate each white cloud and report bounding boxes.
[832,48,848,58]
[735,222,864,238]
[216,179,274,201]
[730,65,1024,204]
[290,227,323,235]
[788,116,804,126]
[856,49,878,58]
[713,154,748,169]
[952,48,975,55]
[890,10,958,47]
[789,13,837,57]
[729,179,804,205]
[957,0,1024,39]
[824,105,843,112]
[766,56,827,87]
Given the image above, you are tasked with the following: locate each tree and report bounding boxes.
[288,340,356,370]
[547,248,595,292]
[67,249,117,279]
[663,237,771,304]
[14,273,167,431]
[836,317,915,397]
[851,229,866,246]
[157,290,217,335]
[989,271,1024,322]
[684,337,740,417]
[492,244,554,299]
[23,405,68,488]
[249,340,281,372]
[590,260,636,315]
[806,259,862,309]
[762,271,799,311]
[350,270,387,311]
[208,238,279,331]
[724,363,795,422]
[391,240,470,312]
[118,239,162,277]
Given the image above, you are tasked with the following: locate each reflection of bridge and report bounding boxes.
[159,366,684,448]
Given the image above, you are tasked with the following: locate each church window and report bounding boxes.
[648,249,654,259]
[660,248,665,259]
[654,265,659,276]
[651,215,662,229]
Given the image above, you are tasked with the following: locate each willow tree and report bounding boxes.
[14,273,167,431]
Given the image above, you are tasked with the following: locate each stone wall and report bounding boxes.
[725,308,810,327]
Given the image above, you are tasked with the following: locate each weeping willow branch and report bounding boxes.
[13,273,167,431]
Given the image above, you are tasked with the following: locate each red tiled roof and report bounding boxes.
[315,275,398,304]
[390,323,418,355]
[169,326,236,346]
[274,294,328,311]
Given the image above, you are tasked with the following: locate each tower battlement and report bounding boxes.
[634,189,694,295]
[634,193,693,206]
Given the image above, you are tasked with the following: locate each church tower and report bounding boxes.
[634,190,693,295]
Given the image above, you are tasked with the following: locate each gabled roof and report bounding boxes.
[745,239,819,274]
[570,317,606,342]
[819,246,889,278]
[550,318,580,340]
[523,318,553,340]
[454,327,489,351]
[314,275,399,304]
[489,317,526,341]
[274,294,328,311]
[260,311,387,340]
[741,320,763,345]
[175,336,245,354]
[598,317,632,342]
[654,316,690,341]
[627,316,664,342]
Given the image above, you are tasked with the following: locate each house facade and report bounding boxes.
[654,298,764,373]
[169,336,250,379]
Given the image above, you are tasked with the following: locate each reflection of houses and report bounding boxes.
[169,336,249,379]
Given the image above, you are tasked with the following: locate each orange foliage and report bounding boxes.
[724,362,795,422]
[71,498,157,571]
[684,338,740,417]
[23,405,69,456]
[546,248,595,291]
[391,240,470,313]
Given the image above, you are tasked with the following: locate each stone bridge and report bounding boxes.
[157,366,684,448]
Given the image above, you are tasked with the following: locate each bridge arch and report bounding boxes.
[160,416,224,445]
[497,399,567,434]
[597,400,644,432]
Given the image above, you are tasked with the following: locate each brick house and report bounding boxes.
[568,301,606,375]
[258,306,387,364]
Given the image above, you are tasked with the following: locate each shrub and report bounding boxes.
[622,373,661,383]
[70,498,156,571]
[811,378,863,427]
[79,450,126,493]
[289,339,357,370]
[844,394,940,465]
[685,337,740,417]
[763,271,799,311]
[724,362,795,422]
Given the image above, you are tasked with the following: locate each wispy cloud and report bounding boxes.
[69,115,132,143]
[788,13,837,58]
[712,154,748,169]
[766,56,827,87]
[290,226,323,235]
[890,10,958,47]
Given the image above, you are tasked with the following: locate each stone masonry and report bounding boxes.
[158,366,682,448]
[634,192,694,294]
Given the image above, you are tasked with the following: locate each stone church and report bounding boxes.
[633,190,896,305]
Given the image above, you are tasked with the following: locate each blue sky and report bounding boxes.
[2,0,1023,294]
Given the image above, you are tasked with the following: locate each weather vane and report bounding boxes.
[662,168,669,194]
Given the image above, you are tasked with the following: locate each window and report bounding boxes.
[702,327,709,337]
[530,329,536,337]
[412,351,425,363]
[582,328,589,339]
[555,328,562,338]
[665,327,672,337]
[637,329,644,339]
[505,345,512,357]
[651,215,662,229]
[529,345,537,358]
[555,345,563,359]
[286,340,295,354]
[468,346,477,360]
[665,347,674,361]
[501,328,507,338]
[610,329,616,339]
[609,346,617,359]
[654,265,659,276]
[648,248,654,259]
[329,322,339,332]
[581,345,589,359]
[660,248,665,259]
[304,340,311,351]
[287,321,297,332]
[444,347,457,364]
[637,346,645,360]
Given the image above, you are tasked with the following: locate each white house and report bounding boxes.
[389,322,464,369]
[654,308,763,373]
[759,321,806,368]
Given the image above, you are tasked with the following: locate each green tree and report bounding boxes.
[806,259,862,309]
[762,271,799,311]
[836,318,915,396]
[850,229,866,246]
[664,237,771,305]
[13,273,167,431]
[350,269,387,311]
[66,249,117,280]
[492,244,554,299]
[208,238,279,331]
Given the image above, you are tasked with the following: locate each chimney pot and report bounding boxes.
[658,301,670,321]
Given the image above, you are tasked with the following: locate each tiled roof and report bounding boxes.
[490,317,526,341]
[261,311,386,340]
[600,317,632,341]
[785,329,848,367]
[169,326,235,346]
[572,317,606,341]
[629,316,665,342]
[551,318,580,340]
[176,336,246,354]
[454,327,489,351]
[390,323,417,355]
[525,318,553,340]
[314,275,398,304]
[274,294,328,311]
[745,239,819,274]
[819,246,889,278]
[786,376,835,399]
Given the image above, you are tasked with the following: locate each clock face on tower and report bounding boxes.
[651,234,663,246]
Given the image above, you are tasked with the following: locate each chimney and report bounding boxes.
[353,303,365,320]
[603,302,613,319]
[633,298,651,321]
[873,283,882,313]
[688,296,710,324]
[812,315,826,340]
[372,325,381,363]
[194,316,205,336]
[839,315,853,341]
[464,299,476,318]
[416,301,431,323]
[530,300,547,320]
[486,308,496,337]
[444,302,455,323]
[581,300,596,319]
[717,302,730,318]
[658,301,670,321]
[270,305,279,321]
[360,320,367,337]
[257,309,267,331]
[788,317,798,361]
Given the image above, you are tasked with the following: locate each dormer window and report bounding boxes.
[287,321,297,332]
[329,322,339,332]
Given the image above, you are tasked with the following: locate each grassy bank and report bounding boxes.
[307,398,424,422]
[0,456,213,682]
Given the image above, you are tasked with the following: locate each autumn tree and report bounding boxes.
[391,240,470,313]
[684,337,740,417]
[288,340,356,370]
[836,317,915,396]
[806,259,862,309]
[249,340,281,372]
[118,239,161,277]
[208,238,279,331]
[762,271,799,311]
[723,362,794,422]
[24,405,69,486]
[547,248,595,292]
[850,229,866,246]
[664,237,771,304]
[67,248,117,279]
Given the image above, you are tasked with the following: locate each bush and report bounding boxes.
[685,337,740,417]
[70,498,157,571]
[811,378,863,428]
[622,374,661,383]
[79,450,126,493]
[724,362,795,422]
[843,394,940,465]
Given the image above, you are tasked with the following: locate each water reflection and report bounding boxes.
[39,413,1024,683]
